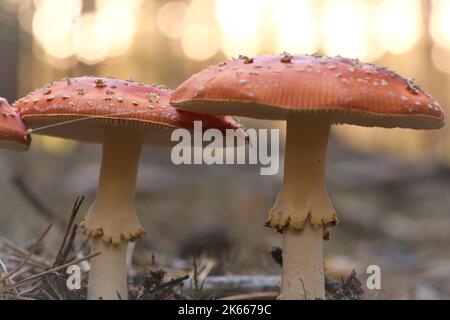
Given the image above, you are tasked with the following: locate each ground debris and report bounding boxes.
[326,270,364,300]
[131,269,188,300]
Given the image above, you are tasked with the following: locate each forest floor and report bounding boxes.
[1,137,449,299]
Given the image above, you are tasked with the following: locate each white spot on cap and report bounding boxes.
[401,95,408,101]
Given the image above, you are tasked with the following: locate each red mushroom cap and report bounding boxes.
[171,54,444,129]
[0,98,31,151]
[13,76,244,145]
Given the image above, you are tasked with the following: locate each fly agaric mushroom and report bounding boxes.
[171,54,445,299]
[0,97,30,150]
[13,76,244,300]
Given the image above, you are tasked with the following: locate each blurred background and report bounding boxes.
[1,0,450,299]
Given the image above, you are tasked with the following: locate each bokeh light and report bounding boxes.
[273,0,320,54]
[377,0,423,55]
[73,13,109,65]
[156,1,188,39]
[430,0,450,49]
[36,136,76,155]
[215,0,268,57]
[321,0,384,61]
[95,1,138,58]
[31,0,140,65]
[431,44,450,73]
[181,23,220,61]
[32,0,81,59]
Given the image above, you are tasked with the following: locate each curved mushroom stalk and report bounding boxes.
[82,126,146,300]
[267,115,338,300]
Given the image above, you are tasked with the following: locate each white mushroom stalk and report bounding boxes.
[268,114,337,299]
[82,126,146,300]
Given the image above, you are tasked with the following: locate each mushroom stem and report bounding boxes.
[85,126,145,300]
[269,114,336,300]
[89,238,128,300]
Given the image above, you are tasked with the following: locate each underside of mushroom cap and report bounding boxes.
[13,76,244,145]
[0,98,31,151]
[171,54,445,130]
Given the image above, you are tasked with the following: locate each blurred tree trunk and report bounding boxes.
[0,7,19,101]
